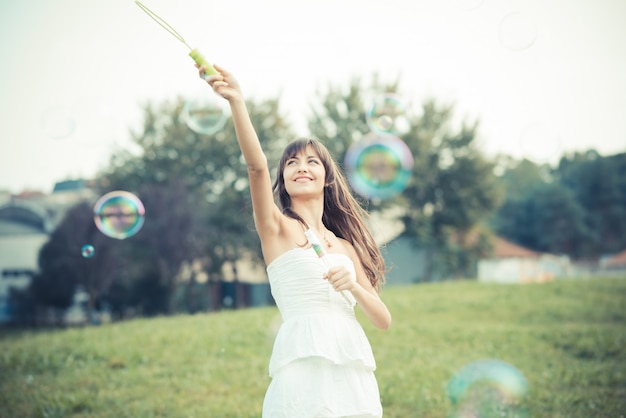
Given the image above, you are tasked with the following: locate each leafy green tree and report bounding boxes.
[491,151,626,260]
[127,179,206,314]
[488,158,553,248]
[307,77,502,280]
[308,76,384,160]
[524,183,591,257]
[32,201,122,320]
[99,95,294,313]
[492,156,553,198]
[400,102,502,279]
[556,150,626,258]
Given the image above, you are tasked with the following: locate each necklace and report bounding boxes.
[302,217,333,248]
[323,230,332,248]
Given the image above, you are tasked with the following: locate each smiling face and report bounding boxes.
[273,138,339,212]
[282,145,326,198]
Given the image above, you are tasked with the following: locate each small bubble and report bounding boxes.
[81,244,95,258]
[499,12,538,52]
[366,94,410,136]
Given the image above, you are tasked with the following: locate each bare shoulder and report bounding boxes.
[260,216,309,265]
[335,237,361,265]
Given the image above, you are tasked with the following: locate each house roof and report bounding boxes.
[450,227,543,259]
[605,248,626,267]
[490,236,542,258]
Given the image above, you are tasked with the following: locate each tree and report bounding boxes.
[308,76,380,161]
[307,76,503,280]
[529,184,592,258]
[32,201,122,321]
[556,151,626,258]
[488,158,554,248]
[127,179,206,314]
[99,95,294,313]
[491,151,626,260]
[400,101,502,279]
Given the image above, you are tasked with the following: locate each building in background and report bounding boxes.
[477,236,571,284]
[0,180,97,324]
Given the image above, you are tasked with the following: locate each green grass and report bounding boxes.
[1,277,625,418]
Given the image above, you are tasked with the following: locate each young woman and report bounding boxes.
[198,63,391,418]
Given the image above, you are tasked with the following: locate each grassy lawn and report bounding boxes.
[1,277,625,417]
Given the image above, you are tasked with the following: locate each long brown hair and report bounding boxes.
[272,138,387,292]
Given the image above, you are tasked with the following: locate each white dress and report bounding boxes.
[262,247,383,418]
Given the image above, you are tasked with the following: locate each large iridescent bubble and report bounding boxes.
[94,191,145,240]
[344,134,414,201]
[446,359,529,417]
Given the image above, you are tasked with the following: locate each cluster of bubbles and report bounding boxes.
[365,94,411,137]
[344,94,414,201]
[446,359,529,417]
[182,95,229,136]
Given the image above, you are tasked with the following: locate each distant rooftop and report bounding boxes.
[491,236,542,258]
[53,179,89,192]
[0,219,46,235]
[604,249,626,268]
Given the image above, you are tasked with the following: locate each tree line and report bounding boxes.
[12,74,626,324]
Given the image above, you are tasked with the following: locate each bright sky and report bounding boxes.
[1,0,625,194]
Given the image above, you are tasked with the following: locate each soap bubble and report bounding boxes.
[81,244,95,258]
[182,96,228,135]
[366,94,410,136]
[447,359,529,418]
[344,133,414,201]
[499,12,538,52]
[94,191,145,240]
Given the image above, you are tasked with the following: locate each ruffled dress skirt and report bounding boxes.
[263,356,382,418]
[262,248,383,418]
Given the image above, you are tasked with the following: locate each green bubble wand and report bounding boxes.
[134,0,218,76]
[304,229,354,305]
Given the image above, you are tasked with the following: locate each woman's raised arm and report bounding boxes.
[199,64,282,238]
